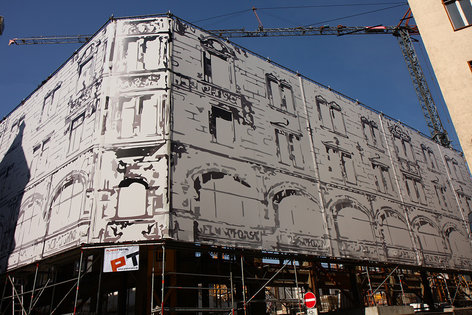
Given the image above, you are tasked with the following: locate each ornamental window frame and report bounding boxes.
[266,74,296,114]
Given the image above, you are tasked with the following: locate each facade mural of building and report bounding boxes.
[1,15,472,274]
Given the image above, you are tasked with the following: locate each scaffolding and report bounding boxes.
[1,241,471,314]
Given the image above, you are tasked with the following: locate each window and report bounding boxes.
[393,135,414,161]
[30,145,41,177]
[361,117,382,148]
[38,138,50,172]
[274,129,304,167]
[47,174,85,234]
[389,125,415,161]
[444,0,472,29]
[445,156,463,181]
[209,106,236,146]
[341,152,356,183]
[457,192,472,215]
[125,36,161,71]
[421,145,438,170]
[414,218,445,253]
[324,141,357,184]
[69,114,84,153]
[193,172,260,224]
[336,203,374,243]
[432,177,450,210]
[15,195,43,246]
[379,210,413,248]
[203,51,232,87]
[42,84,61,121]
[117,181,147,218]
[201,37,234,88]
[77,57,94,91]
[274,189,323,236]
[372,162,393,194]
[119,95,160,138]
[404,176,427,204]
[468,60,472,72]
[266,74,295,113]
[316,96,346,135]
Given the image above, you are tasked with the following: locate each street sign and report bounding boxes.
[304,292,317,309]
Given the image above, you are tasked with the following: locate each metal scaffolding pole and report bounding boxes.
[240,255,247,315]
[293,260,302,313]
[28,263,39,314]
[29,279,51,312]
[95,256,103,314]
[73,250,84,315]
[8,275,27,315]
[366,267,375,306]
[161,245,165,315]
[371,266,399,303]
[230,270,235,315]
[397,274,406,305]
[151,247,155,313]
[245,260,290,306]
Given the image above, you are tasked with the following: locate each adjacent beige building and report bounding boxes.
[407,0,472,165]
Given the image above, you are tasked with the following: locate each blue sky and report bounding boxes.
[0,0,460,149]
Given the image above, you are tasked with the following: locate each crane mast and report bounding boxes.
[7,21,451,147]
[395,28,450,147]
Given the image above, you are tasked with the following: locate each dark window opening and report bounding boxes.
[209,106,235,145]
[444,0,472,29]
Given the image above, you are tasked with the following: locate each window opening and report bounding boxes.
[443,0,472,29]
[210,106,235,146]
[69,114,85,153]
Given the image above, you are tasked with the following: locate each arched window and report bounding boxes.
[335,200,374,243]
[446,226,472,259]
[193,172,261,225]
[117,180,148,218]
[15,194,44,246]
[413,217,445,254]
[273,189,323,236]
[48,174,85,235]
[378,209,412,248]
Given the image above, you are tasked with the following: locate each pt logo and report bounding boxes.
[110,251,139,272]
[104,246,140,273]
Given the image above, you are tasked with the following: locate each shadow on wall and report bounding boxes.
[0,122,30,272]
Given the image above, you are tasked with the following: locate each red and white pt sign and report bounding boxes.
[304,291,317,309]
[103,246,139,273]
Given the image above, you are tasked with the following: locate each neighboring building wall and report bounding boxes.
[407,0,472,166]
[169,18,472,271]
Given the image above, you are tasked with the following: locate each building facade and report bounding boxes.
[407,0,472,165]
[1,14,472,313]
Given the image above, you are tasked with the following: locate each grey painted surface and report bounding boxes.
[0,16,471,272]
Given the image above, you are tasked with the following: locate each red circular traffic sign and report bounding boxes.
[304,292,317,309]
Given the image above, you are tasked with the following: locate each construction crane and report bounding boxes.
[8,34,91,45]
[7,12,450,147]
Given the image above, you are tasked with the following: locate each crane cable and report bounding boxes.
[191,2,408,26]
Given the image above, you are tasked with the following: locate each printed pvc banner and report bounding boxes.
[103,246,140,273]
